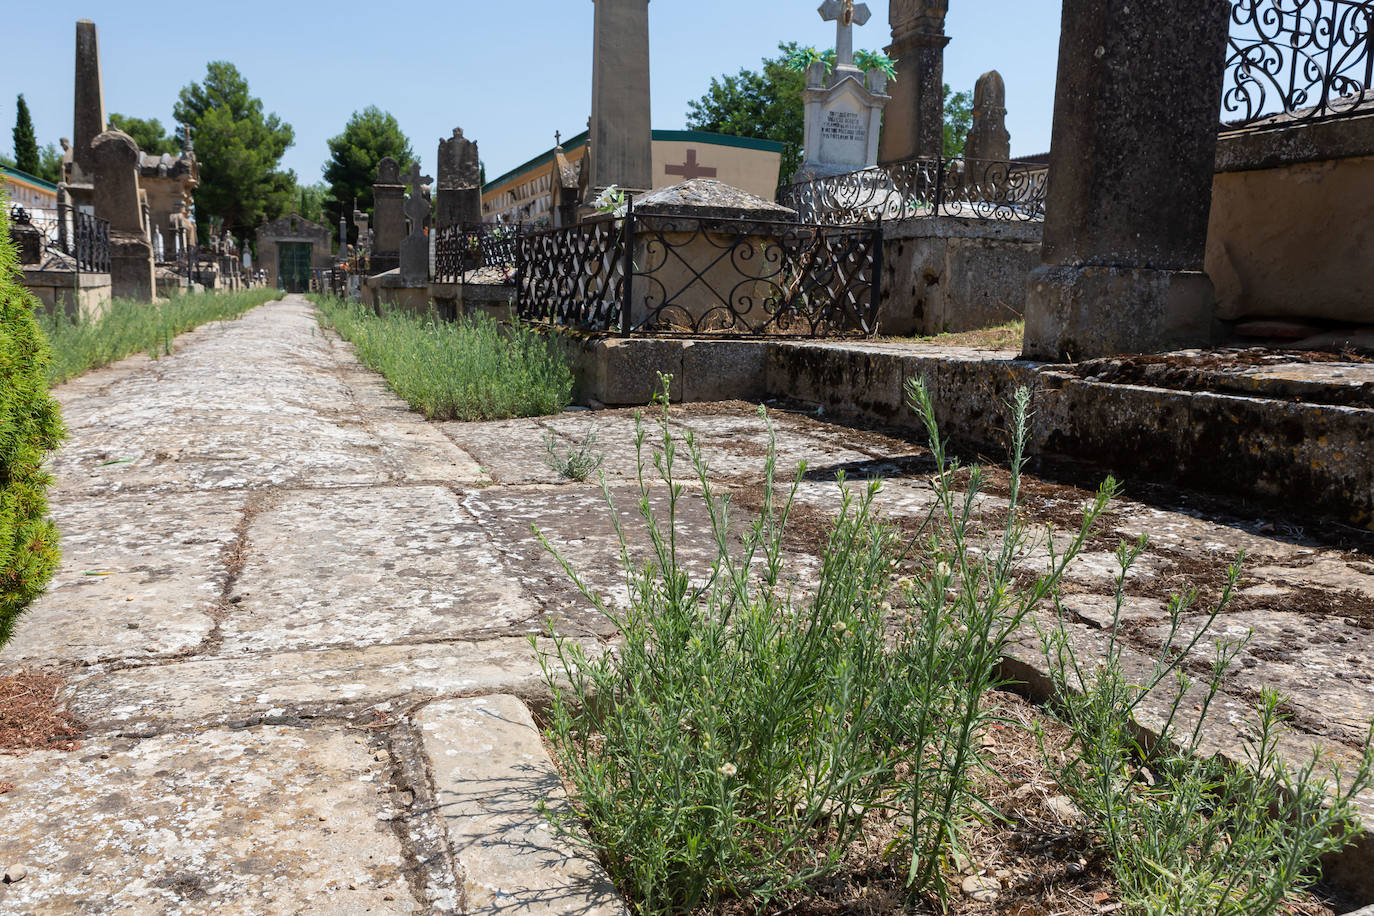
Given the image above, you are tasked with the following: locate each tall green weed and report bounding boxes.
[312,296,572,421]
[40,287,282,385]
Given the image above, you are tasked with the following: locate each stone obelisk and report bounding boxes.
[587,0,653,198]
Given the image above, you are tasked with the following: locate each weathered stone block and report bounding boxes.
[680,339,769,402]
[1022,265,1214,361]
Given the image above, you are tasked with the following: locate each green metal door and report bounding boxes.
[278,243,312,293]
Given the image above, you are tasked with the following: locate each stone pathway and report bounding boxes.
[2,296,1372,913]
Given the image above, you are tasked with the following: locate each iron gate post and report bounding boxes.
[619,207,636,336]
[870,218,884,335]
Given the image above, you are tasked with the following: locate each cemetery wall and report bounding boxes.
[21,268,111,321]
[1207,113,1374,326]
[879,217,1042,335]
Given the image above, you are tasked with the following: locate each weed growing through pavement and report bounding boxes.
[544,426,604,481]
[532,374,1372,915]
[39,287,282,385]
[312,296,572,421]
[1040,544,1374,916]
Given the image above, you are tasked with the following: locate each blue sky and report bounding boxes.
[3,2,1062,185]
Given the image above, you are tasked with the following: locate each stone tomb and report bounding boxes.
[90,130,154,302]
[435,127,481,230]
[798,1,890,180]
[256,212,332,293]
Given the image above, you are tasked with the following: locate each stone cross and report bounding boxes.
[819,0,871,69]
[401,161,432,239]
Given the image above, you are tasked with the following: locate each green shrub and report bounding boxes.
[40,287,282,385]
[543,426,603,481]
[312,296,572,421]
[0,200,65,648]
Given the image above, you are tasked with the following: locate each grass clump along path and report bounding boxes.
[534,378,1373,916]
[312,296,572,421]
[40,287,284,385]
[0,202,65,650]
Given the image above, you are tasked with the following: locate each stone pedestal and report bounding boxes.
[879,1,949,164]
[109,233,156,302]
[588,0,653,192]
[1022,0,1232,361]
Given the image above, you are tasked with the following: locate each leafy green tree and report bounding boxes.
[108,113,180,156]
[297,181,329,226]
[322,107,414,245]
[173,61,296,244]
[34,144,63,184]
[0,201,65,649]
[686,42,806,186]
[943,84,974,158]
[12,95,39,176]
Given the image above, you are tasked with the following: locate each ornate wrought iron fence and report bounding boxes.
[1224,0,1374,127]
[434,223,525,284]
[73,211,112,273]
[515,210,883,337]
[10,205,111,273]
[779,156,1048,227]
[515,218,628,331]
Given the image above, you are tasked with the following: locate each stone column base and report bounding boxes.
[109,233,156,303]
[1022,265,1213,361]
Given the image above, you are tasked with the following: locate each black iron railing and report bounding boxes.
[434,223,525,284]
[1224,0,1374,128]
[73,210,112,273]
[779,156,1048,227]
[515,218,628,332]
[8,205,111,273]
[515,209,884,337]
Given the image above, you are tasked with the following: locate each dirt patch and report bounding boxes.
[0,670,81,752]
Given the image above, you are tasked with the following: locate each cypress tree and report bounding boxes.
[12,95,39,176]
[0,198,65,649]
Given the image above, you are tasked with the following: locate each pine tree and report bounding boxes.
[12,95,39,176]
[0,198,66,649]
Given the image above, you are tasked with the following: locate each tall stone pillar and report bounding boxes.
[878,0,949,164]
[1022,0,1231,360]
[588,0,652,194]
[91,130,155,302]
[68,19,108,210]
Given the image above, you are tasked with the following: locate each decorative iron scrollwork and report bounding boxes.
[515,211,882,338]
[1224,0,1374,127]
[779,156,1047,227]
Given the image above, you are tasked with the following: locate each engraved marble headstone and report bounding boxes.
[797,1,889,181]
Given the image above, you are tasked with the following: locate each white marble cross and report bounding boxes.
[819,0,872,69]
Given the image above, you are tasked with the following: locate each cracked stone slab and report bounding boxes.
[219,486,538,655]
[64,637,601,732]
[0,726,418,914]
[0,491,245,667]
[416,695,626,915]
[461,483,823,637]
[46,298,485,497]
